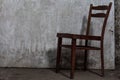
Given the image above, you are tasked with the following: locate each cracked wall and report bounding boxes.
[0,0,114,69]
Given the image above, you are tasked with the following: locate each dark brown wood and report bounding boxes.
[86,4,92,36]
[70,39,76,79]
[84,3,92,71]
[101,41,104,76]
[84,49,88,71]
[56,2,112,79]
[57,33,74,38]
[74,35,101,40]
[101,2,112,38]
[91,13,106,18]
[61,45,101,50]
[92,5,108,10]
[57,33,101,40]
[56,37,62,73]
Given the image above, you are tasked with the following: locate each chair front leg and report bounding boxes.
[84,50,88,71]
[56,37,62,73]
[70,39,76,79]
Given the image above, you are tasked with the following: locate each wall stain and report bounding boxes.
[0,0,115,69]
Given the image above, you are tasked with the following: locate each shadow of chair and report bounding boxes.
[56,2,112,79]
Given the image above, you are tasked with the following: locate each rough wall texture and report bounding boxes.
[0,0,114,69]
[115,0,120,65]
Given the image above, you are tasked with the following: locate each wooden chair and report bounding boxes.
[56,2,112,79]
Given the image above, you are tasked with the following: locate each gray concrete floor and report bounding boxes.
[0,68,120,80]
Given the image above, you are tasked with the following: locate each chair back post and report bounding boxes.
[86,4,93,36]
[101,2,112,40]
[85,4,92,46]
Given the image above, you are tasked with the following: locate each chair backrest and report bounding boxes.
[86,2,112,39]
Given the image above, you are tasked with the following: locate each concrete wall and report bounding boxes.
[0,0,114,69]
[115,0,120,65]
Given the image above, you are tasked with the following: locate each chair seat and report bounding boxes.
[57,33,101,40]
[61,45,101,50]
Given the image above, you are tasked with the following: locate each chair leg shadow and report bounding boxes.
[88,69,104,77]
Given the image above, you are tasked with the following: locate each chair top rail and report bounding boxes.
[92,5,108,10]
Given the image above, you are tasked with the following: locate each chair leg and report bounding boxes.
[56,37,62,73]
[84,50,88,71]
[70,39,76,79]
[101,48,104,77]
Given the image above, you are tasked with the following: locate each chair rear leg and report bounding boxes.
[56,37,62,73]
[101,48,104,76]
[70,39,76,79]
[84,50,88,71]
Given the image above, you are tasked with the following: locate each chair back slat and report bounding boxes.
[86,2,112,37]
[91,13,106,18]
